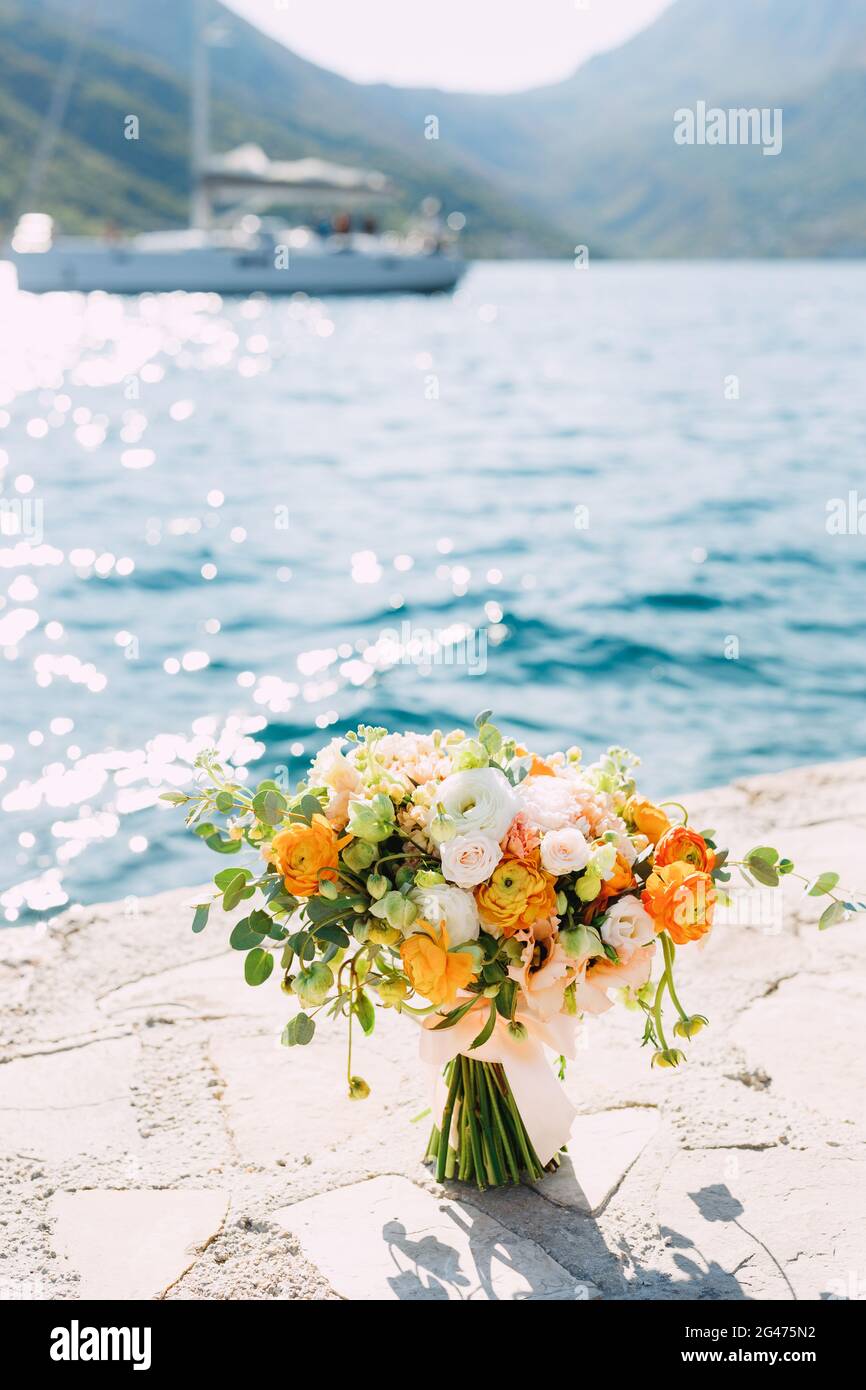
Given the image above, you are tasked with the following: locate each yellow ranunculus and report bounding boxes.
[474,856,558,936]
[271,814,349,897]
[623,796,671,845]
[400,921,477,1007]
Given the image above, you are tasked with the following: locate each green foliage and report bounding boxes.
[230,918,265,951]
[282,1013,316,1047]
[354,990,376,1037]
[191,904,209,934]
[244,948,275,986]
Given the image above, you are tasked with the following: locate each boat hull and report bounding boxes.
[4,244,466,295]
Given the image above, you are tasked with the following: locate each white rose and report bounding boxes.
[440,832,502,889]
[600,896,655,961]
[540,826,591,876]
[412,883,480,947]
[435,767,516,843]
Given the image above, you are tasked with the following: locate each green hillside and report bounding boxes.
[4,0,866,257]
[0,1,565,254]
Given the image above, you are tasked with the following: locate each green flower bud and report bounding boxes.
[507,1020,528,1042]
[576,870,602,903]
[295,961,334,1007]
[673,1015,708,1040]
[367,922,402,946]
[429,812,457,845]
[555,890,568,915]
[280,974,295,995]
[374,890,417,931]
[482,983,500,998]
[347,796,395,844]
[559,924,605,959]
[342,840,376,873]
[366,872,389,901]
[376,977,409,1006]
[562,981,578,1016]
[451,739,489,771]
[502,936,525,962]
[348,1075,370,1100]
[318,878,339,900]
[651,1048,686,1069]
[414,869,445,888]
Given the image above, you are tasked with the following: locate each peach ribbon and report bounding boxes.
[419,1005,579,1167]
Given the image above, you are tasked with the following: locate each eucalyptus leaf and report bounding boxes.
[244,948,275,985]
[747,859,779,887]
[204,833,243,855]
[253,787,287,826]
[230,919,265,951]
[315,924,350,949]
[747,846,779,866]
[819,901,847,931]
[807,871,840,897]
[191,904,209,934]
[214,866,251,890]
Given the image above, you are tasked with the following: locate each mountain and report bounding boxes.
[0,0,563,254]
[4,0,866,257]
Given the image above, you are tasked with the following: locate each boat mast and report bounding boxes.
[190,0,212,229]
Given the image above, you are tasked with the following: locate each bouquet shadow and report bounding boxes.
[379,1177,758,1301]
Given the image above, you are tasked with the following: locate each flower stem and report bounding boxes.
[651,966,671,1051]
[661,933,689,1023]
[426,1059,554,1187]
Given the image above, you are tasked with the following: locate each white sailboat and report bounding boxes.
[3,1,465,296]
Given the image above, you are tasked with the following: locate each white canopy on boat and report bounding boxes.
[200,145,393,206]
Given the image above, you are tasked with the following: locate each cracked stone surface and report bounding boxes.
[0,758,865,1301]
[274,1175,599,1300]
[51,1191,229,1300]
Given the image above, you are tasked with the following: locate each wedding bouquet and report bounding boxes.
[164,713,856,1189]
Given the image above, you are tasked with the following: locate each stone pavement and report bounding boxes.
[1,758,865,1301]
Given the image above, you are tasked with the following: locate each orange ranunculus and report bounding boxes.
[270,814,349,897]
[400,921,477,1007]
[653,825,715,873]
[599,849,636,896]
[641,860,716,945]
[474,856,558,936]
[624,796,672,845]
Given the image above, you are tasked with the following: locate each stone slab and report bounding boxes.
[531,1108,661,1213]
[731,976,866,1130]
[0,1038,139,1161]
[274,1174,600,1300]
[656,1149,866,1301]
[51,1190,228,1300]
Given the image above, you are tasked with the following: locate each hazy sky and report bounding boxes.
[224,0,673,93]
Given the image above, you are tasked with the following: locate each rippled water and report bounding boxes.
[2,259,865,922]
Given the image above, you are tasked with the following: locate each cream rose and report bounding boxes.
[440,832,502,889]
[599,895,655,960]
[540,826,591,876]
